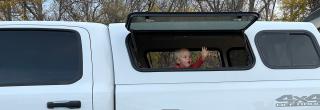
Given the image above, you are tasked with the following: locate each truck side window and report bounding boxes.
[0,29,82,86]
[255,31,320,69]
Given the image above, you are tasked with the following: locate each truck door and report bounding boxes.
[0,25,92,110]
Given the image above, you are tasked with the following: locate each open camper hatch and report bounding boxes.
[125,12,259,71]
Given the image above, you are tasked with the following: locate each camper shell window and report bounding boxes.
[125,12,258,72]
[126,31,255,71]
[255,30,320,69]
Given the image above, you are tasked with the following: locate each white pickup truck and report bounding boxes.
[1,12,320,110]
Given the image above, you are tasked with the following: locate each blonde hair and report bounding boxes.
[174,48,190,60]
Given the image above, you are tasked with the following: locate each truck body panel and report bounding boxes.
[0,19,318,110]
[116,80,320,110]
[110,22,320,85]
[111,21,320,110]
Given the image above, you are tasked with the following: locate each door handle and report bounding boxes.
[47,101,81,109]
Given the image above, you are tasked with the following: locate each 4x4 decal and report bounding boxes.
[276,94,320,107]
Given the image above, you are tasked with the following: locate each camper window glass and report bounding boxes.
[126,31,255,72]
[256,31,320,69]
[228,48,250,67]
[0,29,82,86]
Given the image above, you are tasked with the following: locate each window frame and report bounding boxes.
[125,32,256,72]
[125,12,259,31]
[0,28,83,87]
[255,30,320,69]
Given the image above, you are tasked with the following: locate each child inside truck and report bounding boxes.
[175,47,209,68]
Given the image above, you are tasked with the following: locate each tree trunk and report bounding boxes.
[249,0,255,12]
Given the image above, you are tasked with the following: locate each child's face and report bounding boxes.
[177,50,192,67]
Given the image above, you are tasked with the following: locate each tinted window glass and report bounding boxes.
[0,29,82,86]
[228,48,249,67]
[256,31,320,68]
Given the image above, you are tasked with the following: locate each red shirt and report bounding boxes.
[175,57,204,68]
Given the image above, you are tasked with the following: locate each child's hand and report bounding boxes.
[201,47,209,60]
